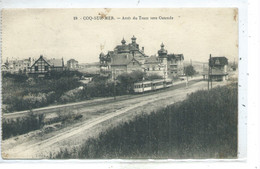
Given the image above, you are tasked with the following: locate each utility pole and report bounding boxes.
[142,68,147,94]
[164,66,166,87]
[210,60,213,89]
[208,54,211,91]
[113,72,116,100]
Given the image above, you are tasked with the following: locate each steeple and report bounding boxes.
[161,43,165,48]
[131,35,137,43]
[121,38,126,45]
[158,42,168,57]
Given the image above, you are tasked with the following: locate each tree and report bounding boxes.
[184,65,196,77]
[117,70,146,93]
[146,74,163,81]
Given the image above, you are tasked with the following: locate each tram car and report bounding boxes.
[134,79,173,93]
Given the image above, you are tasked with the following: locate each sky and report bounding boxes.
[2,8,238,64]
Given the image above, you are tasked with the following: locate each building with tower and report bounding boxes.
[144,43,184,78]
[100,36,147,79]
[99,36,184,80]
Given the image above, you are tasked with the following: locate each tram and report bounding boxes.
[133,79,173,93]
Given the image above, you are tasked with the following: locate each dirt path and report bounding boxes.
[2,80,227,159]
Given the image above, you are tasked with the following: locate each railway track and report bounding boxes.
[2,78,202,120]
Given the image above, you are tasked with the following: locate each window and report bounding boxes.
[44,66,48,71]
[35,66,38,71]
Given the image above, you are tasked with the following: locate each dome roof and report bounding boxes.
[121,38,126,44]
[158,43,168,57]
[161,43,165,48]
[131,35,137,40]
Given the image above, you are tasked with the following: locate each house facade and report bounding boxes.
[111,56,142,79]
[29,55,65,77]
[67,59,79,70]
[143,55,165,77]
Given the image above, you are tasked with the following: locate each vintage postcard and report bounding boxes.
[1,8,239,160]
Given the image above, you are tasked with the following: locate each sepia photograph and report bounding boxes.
[1,8,239,160]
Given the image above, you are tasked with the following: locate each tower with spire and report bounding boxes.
[130,35,139,50]
[121,38,126,45]
[158,43,168,58]
[157,43,169,77]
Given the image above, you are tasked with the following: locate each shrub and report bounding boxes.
[2,72,82,112]
[59,87,83,103]
[2,111,45,140]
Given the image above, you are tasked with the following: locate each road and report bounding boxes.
[2,77,229,159]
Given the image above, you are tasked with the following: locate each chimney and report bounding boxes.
[142,47,144,52]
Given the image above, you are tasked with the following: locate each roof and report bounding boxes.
[167,54,184,60]
[114,44,131,53]
[111,54,141,66]
[107,51,114,55]
[211,57,228,66]
[2,64,8,68]
[31,56,50,68]
[174,54,184,60]
[145,55,160,64]
[111,54,131,66]
[48,59,64,67]
[67,59,78,63]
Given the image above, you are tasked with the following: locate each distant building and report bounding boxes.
[2,58,33,73]
[202,56,229,81]
[99,36,184,79]
[29,55,65,77]
[1,64,9,72]
[67,59,79,70]
[167,54,185,77]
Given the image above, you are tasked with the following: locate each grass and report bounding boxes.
[2,109,83,140]
[52,82,238,159]
[2,110,45,140]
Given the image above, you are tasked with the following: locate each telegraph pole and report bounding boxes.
[142,68,147,94]
[210,60,213,89]
[113,72,116,100]
[208,54,211,91]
